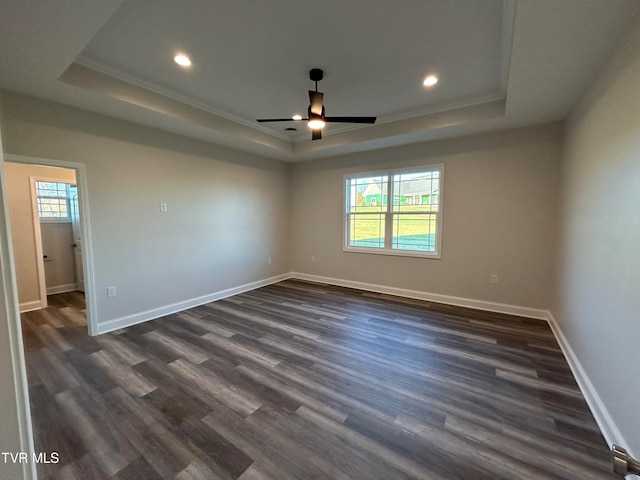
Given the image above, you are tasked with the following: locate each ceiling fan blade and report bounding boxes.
[311,129,322,141]
[309,91,324,116]
[257,118,307,122]
[324,116,377,124]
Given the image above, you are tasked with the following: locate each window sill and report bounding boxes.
[343,246,441,259]
[40,218,72,224]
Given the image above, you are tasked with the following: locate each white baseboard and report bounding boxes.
[95,273,292,335]
[46,283,78,295]
[290,272,550,320]
[19,299,45,313]
[546,312,626,451]
[98,271,549,335]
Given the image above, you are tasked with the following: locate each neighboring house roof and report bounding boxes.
[362,178,439,197]
[399,178,439,196]
[363,183,384,196]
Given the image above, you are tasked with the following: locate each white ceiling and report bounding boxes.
[0,0,638,162]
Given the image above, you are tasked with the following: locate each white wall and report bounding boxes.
[291,124,562,313]
[556,14,640,454]
[0,99,35,480]
[0,91,291,332]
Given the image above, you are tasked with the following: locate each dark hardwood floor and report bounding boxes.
[22,281,615,479]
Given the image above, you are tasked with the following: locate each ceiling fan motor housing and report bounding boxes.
[309,68,324,82]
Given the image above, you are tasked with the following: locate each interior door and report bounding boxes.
[69,186,84,293]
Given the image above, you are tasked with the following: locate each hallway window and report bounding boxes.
[35,181,71,222]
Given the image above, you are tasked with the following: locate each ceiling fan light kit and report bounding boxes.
[257,68,377,140]
[307,116,325,130]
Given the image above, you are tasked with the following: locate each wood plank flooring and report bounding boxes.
[22,281,616,479]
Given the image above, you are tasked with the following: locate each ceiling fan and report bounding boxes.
[256,68,377,140]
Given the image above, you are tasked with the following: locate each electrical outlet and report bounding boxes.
[107,286,117,297]
[268,257,272,264]
[311,255,316,262]
[490,274,498,284]
[160,203,167,212]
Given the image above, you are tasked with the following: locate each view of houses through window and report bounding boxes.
[345,166,443,257]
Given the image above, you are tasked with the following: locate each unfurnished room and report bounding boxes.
[0,1,639,479]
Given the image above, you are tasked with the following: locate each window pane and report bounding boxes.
[36,181,70,219]
[37,198,68,218]
[347,175,388,213]
[349,214,385,248]
[392,213,437,251]
[392,171,440,212]
[36,181,67,198]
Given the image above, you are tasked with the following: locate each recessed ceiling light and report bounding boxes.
[292,114,302,121]
[174,53,191,67]
[423,75,438,87]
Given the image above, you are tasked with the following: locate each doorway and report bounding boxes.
[4,154,97,335]
[34,175,79,300]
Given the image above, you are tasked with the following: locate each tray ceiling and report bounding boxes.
[1,0,638,161]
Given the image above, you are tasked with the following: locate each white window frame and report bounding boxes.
[34,179,72,223]
[343,164,444,259]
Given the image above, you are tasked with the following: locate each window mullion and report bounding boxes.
[385,174,393,249]
[345,212,351,246]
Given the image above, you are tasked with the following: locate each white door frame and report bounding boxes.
[0,145,36,479]
[6,154,98,336]
[11,176,50,312]
[28,176,81,304]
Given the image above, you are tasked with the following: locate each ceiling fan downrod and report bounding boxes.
[309,68,324,92]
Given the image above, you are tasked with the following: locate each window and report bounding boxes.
[35,181,71,222]
[344,165,443,258]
